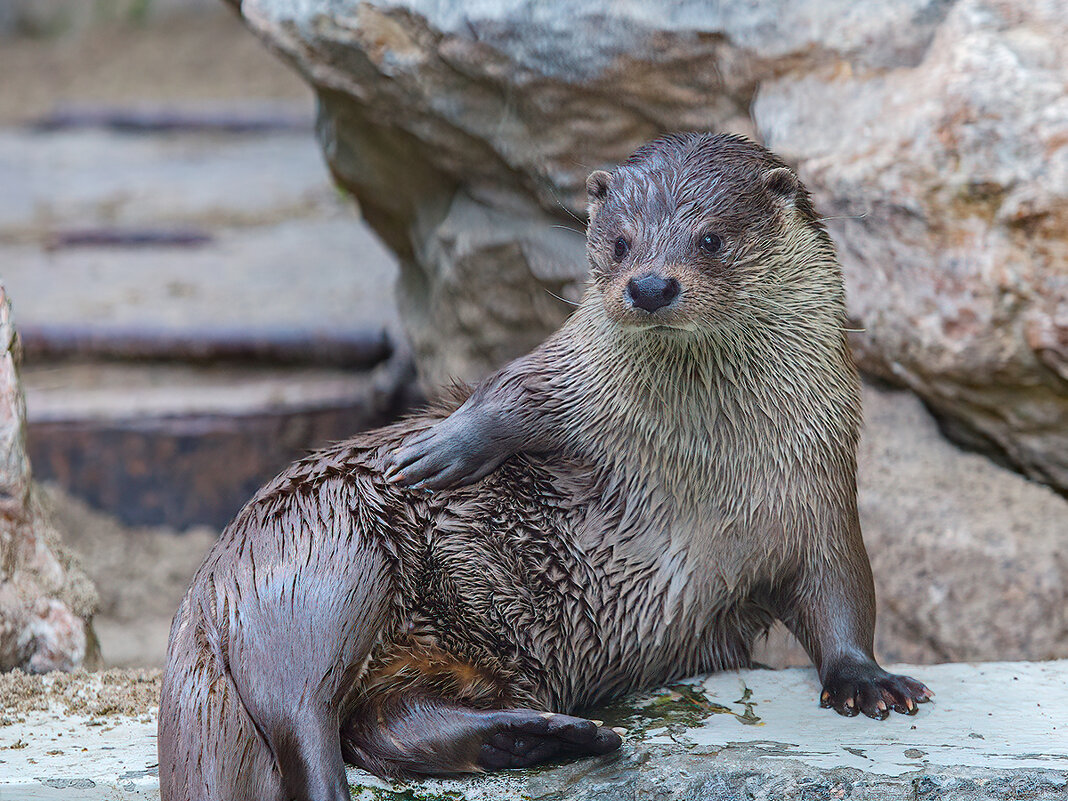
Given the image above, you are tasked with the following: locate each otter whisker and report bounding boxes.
[543,288,580,307]
[548,186,587,225]
[549,225,586,236]
[818,212,869,222]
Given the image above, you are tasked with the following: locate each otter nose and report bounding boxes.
[626,274,680,313]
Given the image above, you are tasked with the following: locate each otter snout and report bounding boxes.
[625,273,680,313]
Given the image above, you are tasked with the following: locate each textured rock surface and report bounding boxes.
[239,0,1068,491]
[241,0,950,388]
[859,385,1068,664]
[0,287,96,673]
[756,0,1068,492]
[2,662,1066,800]
[754,383,1068,669]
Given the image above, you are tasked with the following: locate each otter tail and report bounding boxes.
[160,606,353,800]
[159,486,390,801]
[257,707,351,801]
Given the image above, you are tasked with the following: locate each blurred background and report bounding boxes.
[0,0,1065,676]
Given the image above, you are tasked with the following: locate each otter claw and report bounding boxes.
[821,663,930,720]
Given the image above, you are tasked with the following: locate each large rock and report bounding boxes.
[0,286,97,673]
[240,0,954,387]
[238,0,1068,493]
[755,0,1068,491]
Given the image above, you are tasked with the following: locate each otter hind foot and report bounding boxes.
[820,661,933,720]
[478,709,623,771]
[344,697,622,779]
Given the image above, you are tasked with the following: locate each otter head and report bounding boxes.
[585,132,835,334]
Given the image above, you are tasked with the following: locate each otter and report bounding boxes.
[159,133,930,801]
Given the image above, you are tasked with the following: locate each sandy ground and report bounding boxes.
[0,667,161,718]
[41,485,216,669]
[0,12,312,124]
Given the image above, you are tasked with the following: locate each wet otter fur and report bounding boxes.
[159,133,930,801]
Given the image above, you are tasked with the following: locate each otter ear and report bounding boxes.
[764,167,799,207]
[586,170,611,208]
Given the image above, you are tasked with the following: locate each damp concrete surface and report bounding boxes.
[0,661,1066,800]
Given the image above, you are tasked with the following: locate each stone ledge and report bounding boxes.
[1,661,1065,800]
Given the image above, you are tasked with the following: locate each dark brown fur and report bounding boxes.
[159,133,929,801]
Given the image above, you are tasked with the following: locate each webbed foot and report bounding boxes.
[478,709,623,770]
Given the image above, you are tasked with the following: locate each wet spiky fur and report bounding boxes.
[159,134,926,801]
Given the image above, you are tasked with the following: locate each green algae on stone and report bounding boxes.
[594,681,732,742]
[733,682,763,725]
[595,678,764,741]
[346,679,771,799]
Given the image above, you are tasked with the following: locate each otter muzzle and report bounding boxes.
[625,273,680,313]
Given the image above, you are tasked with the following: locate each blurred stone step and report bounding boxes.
[0,122,332,238]
[23,359,416,530]
[28,102,313,135]
[2,217,401,362]
[20,325,390,369]
[1,661,1066,800]
[0,114,409,530]
[1,0,228,38]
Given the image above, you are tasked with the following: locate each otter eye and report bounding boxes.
[698,233,722,255]
[612,236,630,262]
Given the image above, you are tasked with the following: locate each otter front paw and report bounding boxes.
[820,662,932,720]
[384,416,509,491]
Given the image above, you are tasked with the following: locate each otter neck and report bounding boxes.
[543,288,859,506]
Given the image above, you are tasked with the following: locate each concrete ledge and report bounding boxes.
[1,661,1065,800]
